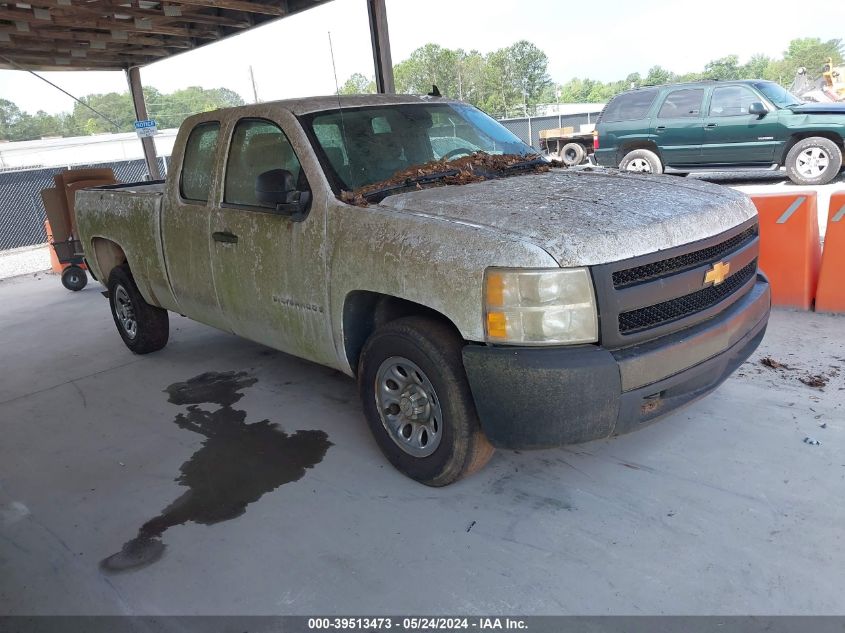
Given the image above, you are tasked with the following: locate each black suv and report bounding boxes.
[594,80,845,185]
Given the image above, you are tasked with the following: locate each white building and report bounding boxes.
[0,129,178,171]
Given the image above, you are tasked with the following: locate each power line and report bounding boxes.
[0,54,123,132]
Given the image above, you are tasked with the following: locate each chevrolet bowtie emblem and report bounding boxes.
[704,261,731,286]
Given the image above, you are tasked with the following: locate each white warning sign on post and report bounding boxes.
[134,119,158,138]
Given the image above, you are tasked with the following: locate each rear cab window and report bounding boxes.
[180,121,220,202]
[657,89,704,119]
[599,89,659,122]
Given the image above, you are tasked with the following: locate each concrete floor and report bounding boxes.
[1,274,843,615]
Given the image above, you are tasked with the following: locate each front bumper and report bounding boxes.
[462,276,770,450]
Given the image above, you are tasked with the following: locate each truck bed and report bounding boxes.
[74,180,174,310]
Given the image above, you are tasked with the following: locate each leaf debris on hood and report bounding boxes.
[341,153,563,207]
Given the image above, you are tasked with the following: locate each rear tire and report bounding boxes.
[785,137,842,185]
[358,316,494,486]
[61,265,87,291]
[559,142,586,166]
[107,265,169,354]
[620,148,663,174]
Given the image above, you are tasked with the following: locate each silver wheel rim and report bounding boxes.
[796,147,830,178]
[113,284,137,340]
[625,157,651,172]
[374,356,443,458]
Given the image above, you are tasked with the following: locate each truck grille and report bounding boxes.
[612,226,757,288]
[590,219,760,348]
[618,259,757,334]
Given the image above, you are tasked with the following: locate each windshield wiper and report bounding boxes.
[361,169,461,202]
[502,155,547,170]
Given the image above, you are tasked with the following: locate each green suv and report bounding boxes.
[594,80,845,185]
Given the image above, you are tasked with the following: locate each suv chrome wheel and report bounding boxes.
[625,158,651,172]
[375,356,443,458]
[795,147,830,179]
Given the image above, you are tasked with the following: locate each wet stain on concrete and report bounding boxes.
[100,370,331,574]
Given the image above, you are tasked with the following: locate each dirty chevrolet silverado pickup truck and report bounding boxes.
[76,94,771,486]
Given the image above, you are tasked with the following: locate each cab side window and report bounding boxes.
[224,119,304,208]
[658,89,704,118]
[180,122,220,202]
[709,86,760,117]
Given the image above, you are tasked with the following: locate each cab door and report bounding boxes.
[209,115,334,365]
[650,88,705,166]
[701,85,780,165]
[160,118,229,330]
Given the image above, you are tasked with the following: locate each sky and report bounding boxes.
[1,0,844,115]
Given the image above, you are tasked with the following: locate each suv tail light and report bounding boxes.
[593,130,599,150]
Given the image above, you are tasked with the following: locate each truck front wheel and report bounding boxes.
[107,265,169,354]
[358,316,494,486]
[785,137,843,185]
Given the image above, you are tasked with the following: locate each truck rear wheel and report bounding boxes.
[620,149,663,174]
[559,142,586,166]
[785,137,842,185]
[358,316,494,486]
[107,265,169,354]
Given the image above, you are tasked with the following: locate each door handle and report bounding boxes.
[705,123,718,129]
[655,125,666,132]
[212,231,238,244]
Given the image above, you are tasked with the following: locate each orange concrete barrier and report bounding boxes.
[44,219,63,274]
[749,192,821,310]
[815,192,845,313]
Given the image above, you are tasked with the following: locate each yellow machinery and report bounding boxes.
[821,58,845,101]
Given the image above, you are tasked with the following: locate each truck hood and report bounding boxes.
[376,169,758,267]
[789,102,845,114]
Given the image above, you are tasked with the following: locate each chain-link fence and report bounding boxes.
[498,113,597,150]
[0,157,168,252]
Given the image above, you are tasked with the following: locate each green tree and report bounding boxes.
[643,65,675,86]
[68,91,135,134]
[394,43,466,97]
[703,55,742,80]
[0,99,25,140]
[742,53,774,79]
[338,73,375,94]
[147,86,245,129]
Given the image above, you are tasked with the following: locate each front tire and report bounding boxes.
[107,265,169,354]
[358,316,494,486]
[785,137,842,185]
[620,148,663,174]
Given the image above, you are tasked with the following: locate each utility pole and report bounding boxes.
[249,66,260,104]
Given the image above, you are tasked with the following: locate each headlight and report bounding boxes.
[484,267,598,345]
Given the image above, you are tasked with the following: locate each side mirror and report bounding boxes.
[255,169,310,219]
[748,102,768,117]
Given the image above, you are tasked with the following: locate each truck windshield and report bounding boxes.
[302,102,537,191]
[752,81,803,108]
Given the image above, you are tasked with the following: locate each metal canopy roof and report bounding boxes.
[0,0,334,71]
